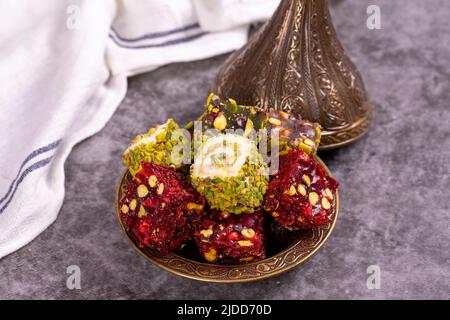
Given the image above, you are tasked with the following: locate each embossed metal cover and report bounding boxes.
[212,0,372,150]
[115,157,339,283]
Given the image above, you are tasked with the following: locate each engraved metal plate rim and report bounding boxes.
[115,156,339,283]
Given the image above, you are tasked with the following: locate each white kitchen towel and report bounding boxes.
[107,0,279,76]
[0,0,279,259]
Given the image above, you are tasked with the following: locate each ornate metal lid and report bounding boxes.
[212,0,372,150]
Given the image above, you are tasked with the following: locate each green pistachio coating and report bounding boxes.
[123,119,184,175]
[199,93,321,155]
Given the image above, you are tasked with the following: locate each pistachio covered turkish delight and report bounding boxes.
[198,93,321,155]
[123,119,184,175]
[190,133,269,214]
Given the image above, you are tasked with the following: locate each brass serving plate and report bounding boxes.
[115,157,339,283]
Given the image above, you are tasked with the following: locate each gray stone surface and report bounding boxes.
[1,0,449,299]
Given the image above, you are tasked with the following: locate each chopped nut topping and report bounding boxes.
[186,202,204,211]
[238,240,254,247]
[243,119,254,138]
[204,248,217,262]
[228,98,238,108]
[241,228,256,238]
[129,199,137,211]
[325,188,334,200]
[272,212,279,217]
[284,185,297,196]
[138,206,146,218]
[297,215,303,222]
[268,117,281,126]
[309,192,319,205]
[155,131,166,142]
[303,138,315,147]
[241,257,254,262]
[297,184,307,196]
[137,184,149,198]
[302,174,311,186]
[148,175,158,188]
[200,229,213,238]
[280,129,292,137]
[321,197,331,210]
[213,114,227,131]
[121,204,129,214]
[279,111,290,120]
[157,183,164,195]
[298,142,313,154]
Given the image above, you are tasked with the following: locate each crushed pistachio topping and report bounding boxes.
[238,240,254,247]
[213,113,227,131]
[148,175,158,188]
[268,117,281,126]
[201,93,321,157]
[243,119,254,138]
[325,188,334,200]
[157,183,164,195]
[309,192,319,206]
[284,185,297,196]
[241,228,256,238]
[129,199,137,211]
[186,202,204,211]
[303,138,315,147]
[241,257,254,262]
[123,118,184,175]
[302,174,311,187]
[321,197,331,210]
[204,248,217,262]
[138,206,146,218]
[200,229,213,238]
[137,184,149,198]
[121,204,129,214]
[297,184,307,196]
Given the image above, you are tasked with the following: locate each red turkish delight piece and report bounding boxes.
[194,210,266,264]
[264,150,339,230]
[119,162,205,254]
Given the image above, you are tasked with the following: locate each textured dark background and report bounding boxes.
[1,0,449,299]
